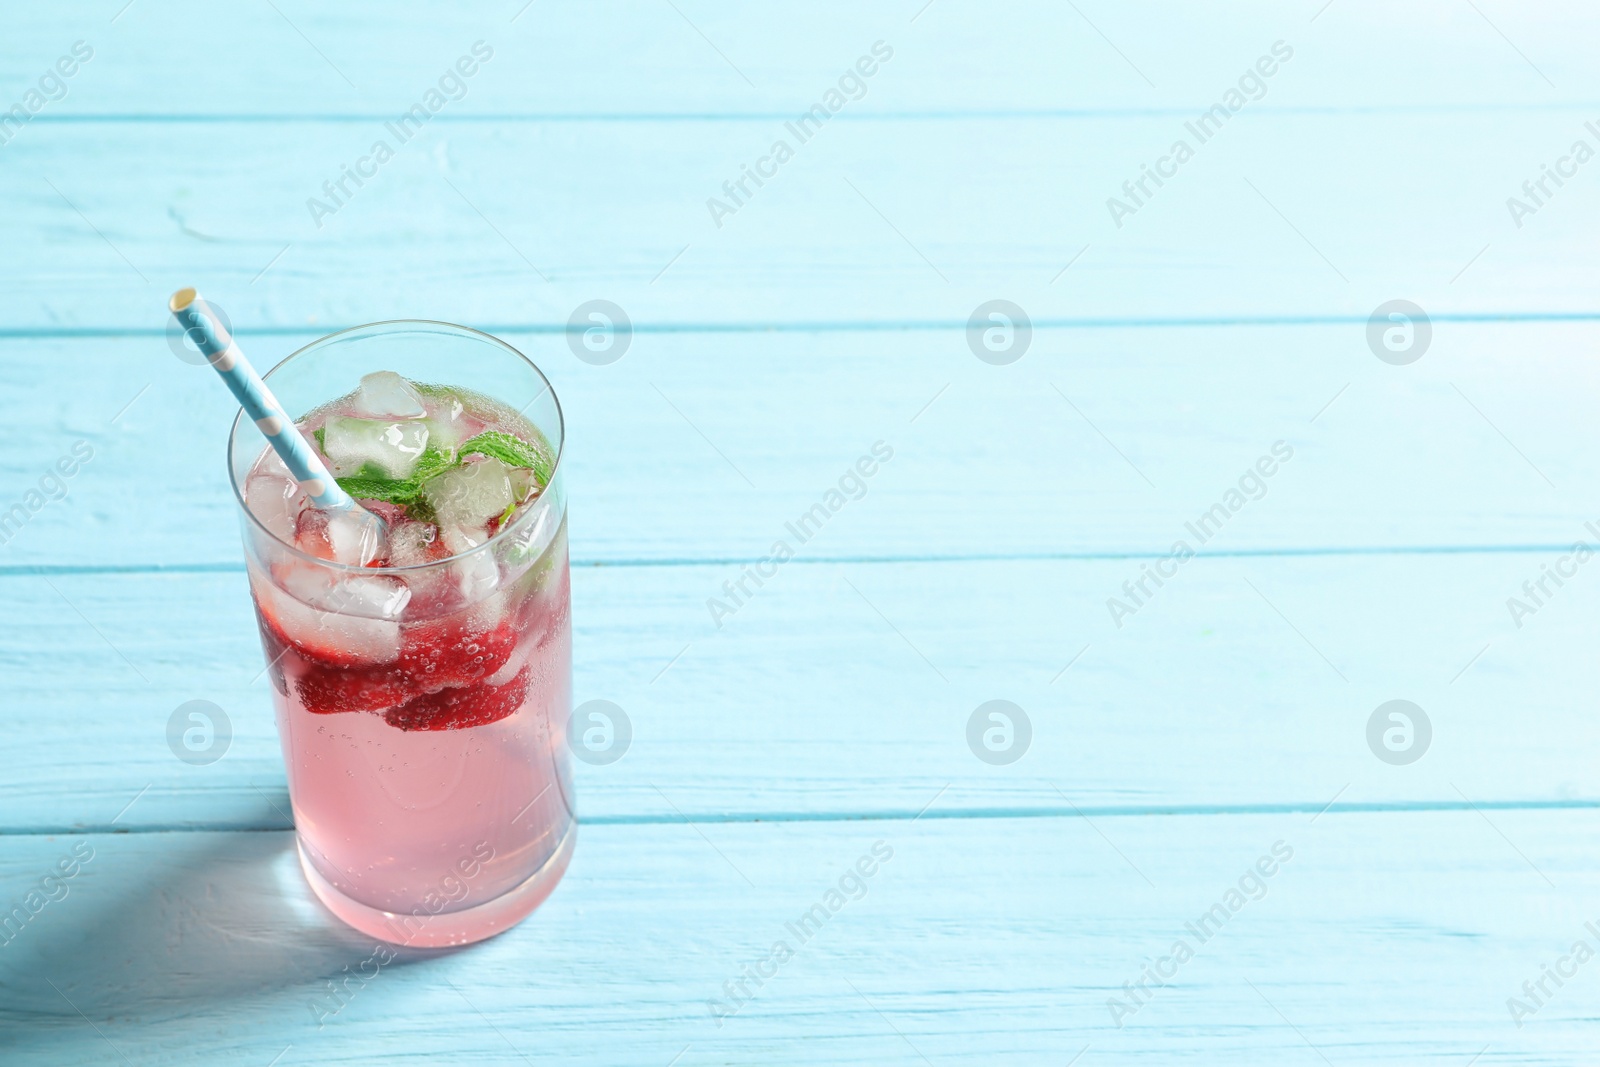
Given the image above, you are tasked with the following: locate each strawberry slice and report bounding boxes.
[297,663,416,714]
[383,666,530,731]
[398,618,516,691]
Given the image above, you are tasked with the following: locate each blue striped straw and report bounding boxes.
[168,288,355,512]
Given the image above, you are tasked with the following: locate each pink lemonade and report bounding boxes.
[238,368,573,946]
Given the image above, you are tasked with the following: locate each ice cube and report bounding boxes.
[322,416,430,479]
[351,371,426,420]
[255,446,291,480]
[422,457,515,528]
[257,565,405,665]
[333,574,411,619]
[439,523,484,555]
[423,416,468,455]
[330,507,389,565]
[376,520,457,613]
[295,506,389,567]
[420,389,483,455]
[245,471,303,543]
[279,563,411,618]
[440,524,501,602]
[508,467,543,503]
[387,520,441,568]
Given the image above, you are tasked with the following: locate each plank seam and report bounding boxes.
[0,543,1589,579]
[5,312,1600,341]
[8,797,1600,836]
[22,105,1600,121]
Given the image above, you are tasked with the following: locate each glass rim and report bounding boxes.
[226,318,566,576]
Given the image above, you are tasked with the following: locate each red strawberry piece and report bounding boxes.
[426,532,454,563]
[383,666,531,731]
[398,619,516,691]
[297,663,416,714]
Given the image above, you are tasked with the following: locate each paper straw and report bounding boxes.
[168,288,355,511]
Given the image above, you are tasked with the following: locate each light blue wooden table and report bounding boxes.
[4,1,1599,1062]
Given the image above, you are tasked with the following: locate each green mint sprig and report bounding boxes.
[332,444,453,519]
[328,428,550,523]
[459,431,552,487]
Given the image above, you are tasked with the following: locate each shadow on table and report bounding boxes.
[0,824,458,1052]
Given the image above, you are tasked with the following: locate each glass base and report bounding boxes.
[298,822,576,947]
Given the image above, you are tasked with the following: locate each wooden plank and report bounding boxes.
[2,0,1592,117]
[5,5,1589,1062]
[2,107,1599,330]
[1,809,1593,1064]
[4,551,1594,831]
[0,321,1591,569]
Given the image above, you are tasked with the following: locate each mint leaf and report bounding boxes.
[411,445,454,482]
[459,431,552,486]
[334,431,552,524]
[313,426,326,453]
[334,475,406,501]
[460,430,537,466]
[334,444,454,518]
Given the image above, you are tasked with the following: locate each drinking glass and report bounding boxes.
[227,321,574,946]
